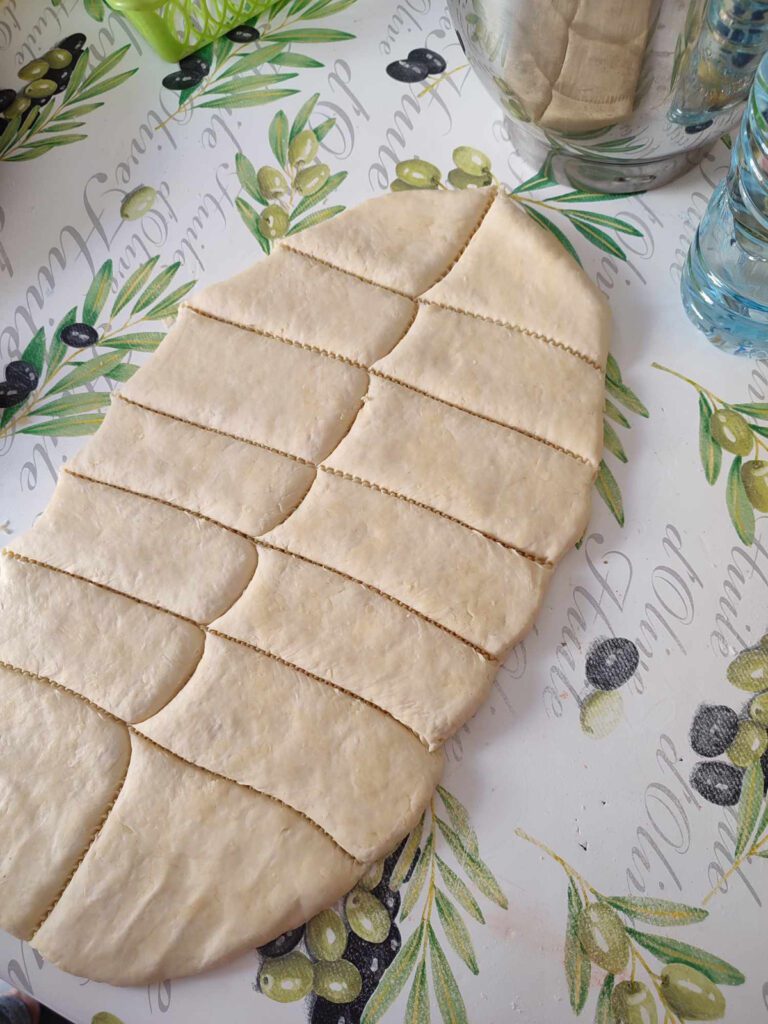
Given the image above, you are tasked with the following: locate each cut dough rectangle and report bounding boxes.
[34,733,363,985]
[265,470,550,657]
[326,376,594,561]
[70,397,316,538]
[121,307,370,463]
[423,194,611,370]
[0,665,130,939]
[7,472,256,624]
[0,554,203,722]
[375,303,604,465]
[212,544,496,749]
[191,246,416,366]
[138,634,442,862]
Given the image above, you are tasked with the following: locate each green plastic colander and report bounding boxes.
[106,0,271,62]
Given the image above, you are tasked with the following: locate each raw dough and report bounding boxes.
[0,186,609,984]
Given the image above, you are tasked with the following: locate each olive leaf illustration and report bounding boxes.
[0,258,195,441]
[52,0,107,19]
[516,829,744,1023]
[388,148,649,528]
[361,786,507,1024]
[0,40,137,163]
[390,150,643,263]
[254,785,505,1022]
[653,363,768,545]
[236,92,346,254]
[157,0,357,120]
[598,355,649,527]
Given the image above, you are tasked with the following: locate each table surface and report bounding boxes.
[1,2,768,1022]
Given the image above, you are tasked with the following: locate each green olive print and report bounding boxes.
[44,48,73,69]
[389,149,649,528]
[395,158,442,188]
[120,185,157,221]
[516,829,744,1021]
[288,128,318,166]
[312,959,363,1003]
[452,145,491,176]
[447,166,493,189]
[345,889,390,943]
[577,903,629,973]
[1,42,137,164]
[295,163,330,196]
[256,166,289,199]
[748,691,768,725]
[611,980,658,1024]
[18,59,50,81]
[236,94,347,256]
[306,909,347,961]
[258,205,290,239]
[709,408,753,455]
[579,689,624,738]
[660,964,726,1020]
[259,951,314,1002]
[653,363,768,545]
[727,648,768,691]
[741,459,768,511]
[24,79,57,99]
[726,720,767,767]
[358,860,384,891]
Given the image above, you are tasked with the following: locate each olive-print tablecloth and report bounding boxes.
[2,1,768,1022]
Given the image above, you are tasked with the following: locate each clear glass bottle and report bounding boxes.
[681,49,768,354]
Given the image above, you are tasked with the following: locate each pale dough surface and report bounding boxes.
[376,303,604,465]
[121,307,370,463]
[138,634,443,862]
[212,545,496,749]
[0,187,609,984]
[326,376,593,561]
[71,397,316,537]
[34,733,363,985]
[10,472,256,624]
[191,245,415,365]
[0,555,203,722]
[265,470,550,656]
[423,195,610,369]
[0,665,130,939]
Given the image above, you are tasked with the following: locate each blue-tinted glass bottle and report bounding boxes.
[681,48,768,354]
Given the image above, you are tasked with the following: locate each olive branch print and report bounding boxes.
[516,829,744,1023]
[653,363,768,545]
[599,355,649,528]
[236,92,346,253]
[54,0,108,20]
[157,0,357,119]
[687,634,768,907]
[0,37,137,163]
[360,786,507,1024]
[389,149,649,528]
[252,785,505,1022]
[0,258,195,441]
